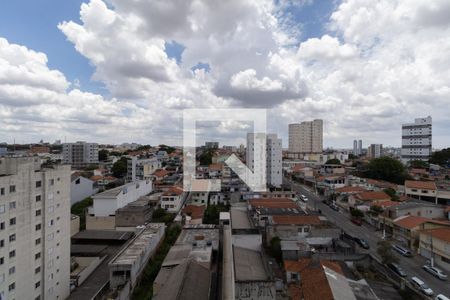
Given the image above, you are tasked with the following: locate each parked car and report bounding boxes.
[392,244,412,257]
[423,264,448,280]
[354,237,370,249]
[388,263,406,277]
[435,294,450,300]
[300,194,308,202]
[330,204,339,211]
[410,277,434,296]
[351,217,362,226]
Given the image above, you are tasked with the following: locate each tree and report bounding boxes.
[350,208,364,218]
[203,203,229,224]
[408,160,428,169]
[158,144,176,154]
[199,149,214,166]
[71,197,93,230]
[325,158,341,164]
[99,149,108,161]
[348,153,357,160]
[377,240,399,264]
[112,157,128,178]
[269,237,282,263]
[369,205,384,216]
[365,157,408,184]
[429,148,450,167]
[383,188,399,201]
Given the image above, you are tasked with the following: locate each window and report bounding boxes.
[0,187,4,195]
[75,178,80,184]
[49,220,54,227]
[35,281,40,288]
[9,185,16,193]
[35,252,41,260]
[35,267,41,274]
[36,181,42,188]
[9,266,15,275]
[0,240,4,247]
[0,257,3,265]
[9,250,16,258]
[9,217,16,225]
[9,201,16,209]
[0,205,5,214]
[36,195,41,202]
[49,179,55,186]
[0,222,4,230]
[36,224,41,231]
[8,282,15,291]
[9,234,16,242]
[35,238,41,245]
[35,296,41,300]
[36,209,41,216]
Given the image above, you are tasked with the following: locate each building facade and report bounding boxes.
[368,144,383,159]
[62,142,99,169]
[247,133,282,187]
[0,157,71,300]
[401,116,432,164]
[126,157,161,182]
[288,120,323,154]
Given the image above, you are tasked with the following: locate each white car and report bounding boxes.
[300,194,308,202]
[436,294,450,300]
[423,264,448,280]
[410,276,434,296]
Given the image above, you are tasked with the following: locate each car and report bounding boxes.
[410,276,434,296]
[351,218,362,226]
[330,204,339,211]
[354,237,370,249]
[300,194,308,202]
[392,244,412,257]
[388,263,406,277]
[435,294,450,300]
[423,264,448,280]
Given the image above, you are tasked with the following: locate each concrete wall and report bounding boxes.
[71,256,105,286]
[86,215,116,230]
[71,176,96,205]
[235,281,276,300]
[71,215,80,236]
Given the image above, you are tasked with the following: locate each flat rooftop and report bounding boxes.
[72,230,134,241]
[230,207,252,229]
[110,223,165,266]
[233,246,270,282]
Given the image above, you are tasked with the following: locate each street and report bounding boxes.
[286,178,450,299]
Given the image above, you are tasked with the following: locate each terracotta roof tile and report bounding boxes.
[335,186,367,193]
[420,227,450,243]
[163,185,184,196]
[209,163,223,171]
[356,191,390,201]
[394,215,429,229]
[272,215,321,225]
[182,205,206,220]
[154,169,169,178]
[249,198,297,209]
[405,180,437,190]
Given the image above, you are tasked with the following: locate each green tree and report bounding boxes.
[111,157,128,178]
[98,149,108,161]
[325,158,341,164]
[408,159,429,169]
[377,240,399,264]
[203,203,229,224]
[429,148,450,166]
[198,149,214,166]
[348,153,357,160]
[350,208,364,218]
[269,237,282,263]
[158,144,176,154]
[71,197,93,230]
[152,208,174,224]
[383,188,400,201]
[369,205,384,216]
[365,157,408,184]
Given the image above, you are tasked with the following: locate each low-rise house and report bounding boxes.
[419,227,450,272]
[71,175,97,205]
[248,198,303,227]
[160,185,184,212]
[266,215,322,243]
[320,164,345,175]
[208,163,223,178]
[115,197,155,228]
[153,169,169,181]
[90,175,118,187]
[348,191,390,210]
[404,180,437,203]
[182,205,206,225]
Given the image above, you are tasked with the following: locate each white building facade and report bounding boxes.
[288,119,323,154]
[62,142,99,169]
[0,157,71,300]
[126,157,161,182]
[70,176,97,205]
[401,116,432,164]
[247,133,282,188]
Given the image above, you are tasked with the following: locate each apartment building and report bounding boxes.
[160,186,184,213]
[288,119,323,154]
[0,157,71,300]
[367,144,383,159]
[62,142,99,169]
[246,133,282,187]
[401,116,432,164]
[126,156,161,182]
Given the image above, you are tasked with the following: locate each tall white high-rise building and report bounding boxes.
[401,116,432,164]
[368,144,383,159]
[246,133,282,187]
[62,141,99,169]
[0,157,71,300]
[288,119,323,153]
[353,140,358,155]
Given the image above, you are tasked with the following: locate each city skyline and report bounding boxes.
[1,1,450,148]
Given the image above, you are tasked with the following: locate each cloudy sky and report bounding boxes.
[0,0,449,148]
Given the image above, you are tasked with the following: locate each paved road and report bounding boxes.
[286,178,450,299]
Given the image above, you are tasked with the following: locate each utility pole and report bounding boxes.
[430,232,434,267]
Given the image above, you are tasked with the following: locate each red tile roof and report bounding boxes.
[249,198,298,209]
[209,163,223,171]
[163,186,183,196]
[371,200,399,208]
[272,215,321,225]
[153,169,169,178]
[420,228,450,243]
[356,191,390,201]
[182,205,206,220]
[335,186,367,193]
[405,180,437,190]
[394,216,429,229]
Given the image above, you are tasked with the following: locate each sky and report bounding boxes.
[0,0,449,149]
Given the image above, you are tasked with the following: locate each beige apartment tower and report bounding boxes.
[288,119,323,153]
[0,157,71,300]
